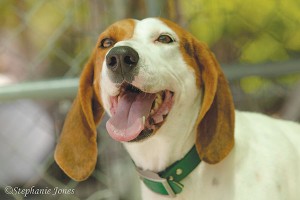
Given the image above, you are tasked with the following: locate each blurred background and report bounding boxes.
[0,0,299,199]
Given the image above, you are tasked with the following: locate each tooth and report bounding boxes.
[154,116,163,124]
[156,94,162,105]
[162,108,169,115]
[150,108,155,115]
[154,100,160,110]
[142,116,146,125]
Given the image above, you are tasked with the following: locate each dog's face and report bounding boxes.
[55,18,235,181]
[99,18,200,142]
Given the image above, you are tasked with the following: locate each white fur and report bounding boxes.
[100,18,300,200]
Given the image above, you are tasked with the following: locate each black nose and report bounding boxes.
[106,46,139,77]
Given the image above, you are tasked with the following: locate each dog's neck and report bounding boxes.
[124,128,196,172]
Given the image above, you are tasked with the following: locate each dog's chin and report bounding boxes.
[105,83,174,142]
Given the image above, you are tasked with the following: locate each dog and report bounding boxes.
[54,18,300,200]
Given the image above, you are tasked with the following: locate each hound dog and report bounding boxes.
[54,18,300,200]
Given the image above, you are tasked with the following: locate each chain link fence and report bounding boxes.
[0,0,299,199]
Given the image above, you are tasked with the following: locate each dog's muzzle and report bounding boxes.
[106,46,139,83]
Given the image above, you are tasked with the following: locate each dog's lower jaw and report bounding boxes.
[129,129,153,142]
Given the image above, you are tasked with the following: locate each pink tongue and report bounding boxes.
[106,92,156,142]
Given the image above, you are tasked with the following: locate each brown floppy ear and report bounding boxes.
[54,48,104,181]
[193,39,235,164]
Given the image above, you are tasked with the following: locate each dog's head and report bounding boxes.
[54,18,235,181]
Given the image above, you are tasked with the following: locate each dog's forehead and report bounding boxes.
[134,18,176,37]
[102,18,179,41]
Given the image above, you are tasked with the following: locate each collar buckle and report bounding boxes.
[134,145,200,197]
[136,167,176,198]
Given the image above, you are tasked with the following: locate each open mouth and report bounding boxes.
[106,83,174,142]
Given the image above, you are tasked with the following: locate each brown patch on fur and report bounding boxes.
[160,18,235,164]
[54,19,136,181]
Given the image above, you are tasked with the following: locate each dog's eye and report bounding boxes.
[156,34,174,44]
[100,38,114,48]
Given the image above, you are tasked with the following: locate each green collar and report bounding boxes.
[136,145,201,197]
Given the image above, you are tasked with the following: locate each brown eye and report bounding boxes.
[100,38,114,48]
[156,34,174,44]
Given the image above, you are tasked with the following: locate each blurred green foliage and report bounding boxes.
[1,0,299,65]
[180,0,300,104]
[0,0,96,78]
[181,0,300,63]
